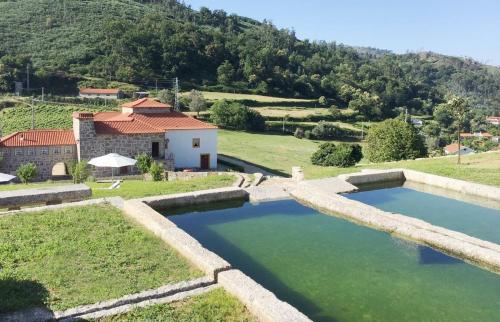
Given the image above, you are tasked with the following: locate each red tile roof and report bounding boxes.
[460,132,493,138]
[91,111,217,135]
[80,88,121,95]
[0,130,76,147]
[121,98,171,109]
[444,143,460,154]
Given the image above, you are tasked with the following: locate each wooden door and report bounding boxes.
[200,154,210,170]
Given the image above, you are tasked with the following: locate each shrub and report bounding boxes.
[68,160,89,183]
[366,119,427,162]
[294,127,305,139]
[311,143,363,167]
[149,161,164,181]
[210,100,265,131]
[17,162,38,183]
[304,130,312,140]
[136,153,153,174]
[311,121,344,139]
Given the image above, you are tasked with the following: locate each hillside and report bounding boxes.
[0,0,499,118]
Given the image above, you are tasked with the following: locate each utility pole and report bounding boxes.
[361,122,364,140]
[31,98,35,129]
[41,87,45,102]
[155,79,158,93]
[405,107,408,123]
[174,77,180,111]
[26,64,30,94]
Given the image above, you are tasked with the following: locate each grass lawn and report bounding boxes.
[218,130,500,186]
[94,288,256,322]
[0,175,235,199]
[0,204,202,313]
[182,91,314,103]
[87,175,234,199]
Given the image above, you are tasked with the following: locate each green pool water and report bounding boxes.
[166,200,500,322]
[346,186,500,245]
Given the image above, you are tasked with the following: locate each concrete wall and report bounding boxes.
[0,184,91,208]
[0,145,77,181]
[338,169,405,186]
[165,129,217,169]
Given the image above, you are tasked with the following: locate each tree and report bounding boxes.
[366,119,427,162]
[217,60,234,85]
[445,96,470,164]
[311,121,344,140]
[17,162,38,184]
[318,96,327,106]
[210,100,265,131]
[135,153,153,175]
[157,89,175,105]
[294,127,305,139]
[188,90,207,117]
[311,142,363,167]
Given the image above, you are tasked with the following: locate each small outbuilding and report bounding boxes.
[444,143,474,156]
[79,88,124,99]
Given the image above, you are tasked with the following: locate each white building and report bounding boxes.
[79,88,124,99]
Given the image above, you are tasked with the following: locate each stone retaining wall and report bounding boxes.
[289,184,500,273]
[338,169,405,185]
[137,187,248,210]
[0,184,92,208]
[218,270,312,322]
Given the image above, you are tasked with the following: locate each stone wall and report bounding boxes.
[0,184,91,208]
[0,145,77,181]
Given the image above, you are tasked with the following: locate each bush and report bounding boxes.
[210,100,265,131]
[17,162,38,183]
[311,143,363,167]
[68,160,89,183]
[304,130,312,140]
[366,119,427,162]
[149,161,164,181]
[311,121,345,139]
[136,153,153,174]
[294,127,305,139]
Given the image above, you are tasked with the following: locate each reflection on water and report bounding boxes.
[164,200,500,322]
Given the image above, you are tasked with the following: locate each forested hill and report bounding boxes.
[0,0,499,118]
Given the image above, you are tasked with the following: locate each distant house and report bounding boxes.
[486,116,500,126]
[410,118,423,126]
[460,131,494,140]
[79,88,124,99]
[0,98,218,181]
[444,143,474,156]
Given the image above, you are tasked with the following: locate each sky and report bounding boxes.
[185,0,500,66]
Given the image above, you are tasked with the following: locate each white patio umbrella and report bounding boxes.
[88,153,137,179]
[0,173,16,183]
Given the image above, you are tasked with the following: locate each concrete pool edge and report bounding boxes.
[289,181,500,274]
[123,187,313,322]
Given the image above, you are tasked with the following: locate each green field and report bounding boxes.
[182,91,315,103]
[0,176,235,199]
[0,204,201,313]
[218,130,500,186]
[95,288,256,322]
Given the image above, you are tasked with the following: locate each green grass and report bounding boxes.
[182,91,315,103]
[218,130,500,185]
[0,176,235,199]
[88,175,234,199]
[93,288,256,322]
[0,204,202,313]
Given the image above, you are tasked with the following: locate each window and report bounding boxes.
[53,147,61,154]
[41,147,49,155]
[27,148,35,156]
[15,148,23,156]
[65,146,73,154]
[192,138,200,148]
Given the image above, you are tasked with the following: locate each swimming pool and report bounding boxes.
[345,185,500,245]
[165,199,500,322]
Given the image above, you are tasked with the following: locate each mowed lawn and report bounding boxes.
[218,130,500,186]
[0,175,235,199]
[182,91,315,103]
[0,204,202,313]
[94,288,256,322]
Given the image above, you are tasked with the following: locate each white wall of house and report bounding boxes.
[165,129,217,169]
[79,93,121,99]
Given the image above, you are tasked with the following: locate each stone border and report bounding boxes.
[218,270,311,322]
[289,183,500,273]
[55,277,213,321]
[0,184,92,209]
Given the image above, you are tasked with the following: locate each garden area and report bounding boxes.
[0,204,201,313]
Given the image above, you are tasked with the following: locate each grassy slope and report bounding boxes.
[183,91,315,103]
[95,288,256,322]
[0,204,201,313]
[218,130,500,185]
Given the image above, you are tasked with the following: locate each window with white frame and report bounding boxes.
[53,147,61,154]
[65,146,73,154]
[15,148,23,156]
[41,147,49,155]
[27,148,35,156]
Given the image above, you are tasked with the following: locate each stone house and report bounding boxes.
[0,98,218,181]
[79,88,124,99]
